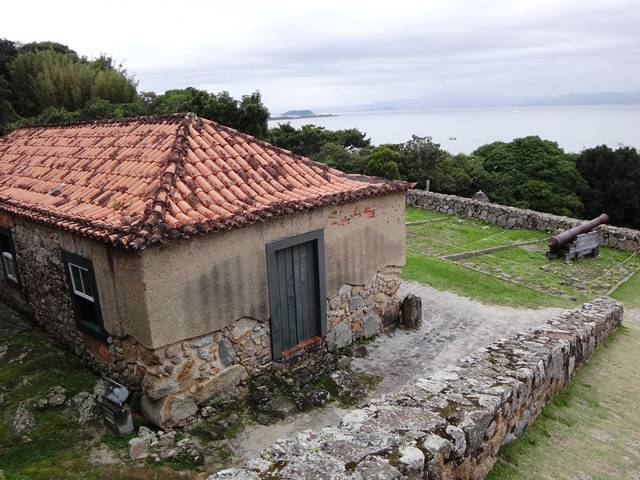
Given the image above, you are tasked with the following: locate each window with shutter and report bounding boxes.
[62,251,106,341]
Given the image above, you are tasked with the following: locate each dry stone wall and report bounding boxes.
[407,190,640,252]
[209,297,623,480]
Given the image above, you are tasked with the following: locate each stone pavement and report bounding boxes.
[227,281,563,465]
[351,281,565,395]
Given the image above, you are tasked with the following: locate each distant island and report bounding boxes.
[270,110,336,120]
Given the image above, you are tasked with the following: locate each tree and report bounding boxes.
[576,145,640,229]
[363,146,401,179]
[396,135,449,188]
[311,143,363,172]
[8,49,137,116]
[430,153,487,197]
[268,123,370,156]
[151,88,270,138]
[473,136,584,217]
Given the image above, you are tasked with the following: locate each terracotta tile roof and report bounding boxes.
[0,113,409,249]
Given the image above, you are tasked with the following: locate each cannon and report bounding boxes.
[546,214,609,260]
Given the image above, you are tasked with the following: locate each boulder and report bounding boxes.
[399,445,425,478]
[326,321,352,351]
[207,469,259,480]
[70,391,97,425]
[472,190,490,203]
[401,295,422,329]
[218,338,236,366]
[12,400,36,437]
[194,364,247,406]
[141,393,198,428]
[128,436,150,460]
[354,457,402,479]
[363,310,382,337]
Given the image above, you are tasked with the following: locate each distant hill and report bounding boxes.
[320,90,640,113]
[270,110,335,120]
[281,109,316,117]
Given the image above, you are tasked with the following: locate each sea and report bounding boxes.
[267,105,640,154]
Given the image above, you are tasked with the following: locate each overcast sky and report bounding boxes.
[3,0,640,113]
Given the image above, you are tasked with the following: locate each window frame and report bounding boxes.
[0,226,20,288]
[62,250,106,342]
[68,262,95,302]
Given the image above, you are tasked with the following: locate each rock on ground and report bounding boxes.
[328,370,367,404]
[12,400,36,437]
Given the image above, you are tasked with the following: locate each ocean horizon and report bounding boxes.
[268,104,640,154]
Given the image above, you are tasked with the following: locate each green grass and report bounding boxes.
[487,319,640,480]
[611,269,640,308]
[463,245,634,302]
[406,206,548,257]
[404,206,640,309]
[403,252,569,308]
[0,324,201,480]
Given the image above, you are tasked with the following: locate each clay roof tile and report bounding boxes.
[0,113,409,248]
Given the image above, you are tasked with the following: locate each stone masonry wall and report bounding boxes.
[326,266,402,351]
[210,297,623,480]
[407,190,640,252]
[0,213,402,429]
[139,266,402,428]
[5,218,125,377]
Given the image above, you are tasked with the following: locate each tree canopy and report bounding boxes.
[577,145,640,229]
[0,38,271,138]
[473,136,584,217]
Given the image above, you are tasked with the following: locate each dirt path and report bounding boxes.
[228,282,564,465]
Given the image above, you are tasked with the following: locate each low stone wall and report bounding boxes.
[210,297,623,480]
[407,190,640,252]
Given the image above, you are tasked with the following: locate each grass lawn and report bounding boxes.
[487,315,640,480]
[0,313,199,480]
[611,270,640,308]
[403,206,640,309]
[403,252,570,308]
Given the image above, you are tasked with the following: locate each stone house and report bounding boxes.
[0,113,409,426]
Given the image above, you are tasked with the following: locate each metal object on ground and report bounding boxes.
[100,379,134,436]
[547,214,608,260]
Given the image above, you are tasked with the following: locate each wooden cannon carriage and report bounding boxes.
[546,214,609,261]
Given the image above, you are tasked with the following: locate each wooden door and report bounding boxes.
[266,230,326,358]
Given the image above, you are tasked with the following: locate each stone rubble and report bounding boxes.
[12,399,36,438]
[127,425,204,465]
[206,297,623,480]
[407,190,640,252]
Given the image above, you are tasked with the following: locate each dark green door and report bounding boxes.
[266,230,326,358]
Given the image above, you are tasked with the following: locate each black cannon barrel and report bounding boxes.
[548,214,609,250]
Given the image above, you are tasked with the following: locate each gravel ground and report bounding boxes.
[228,281,564,464]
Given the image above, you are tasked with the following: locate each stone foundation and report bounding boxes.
[210,297,623,479]
[137,266,401,428]
[326,266,402,351]
[407,190,640,252]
